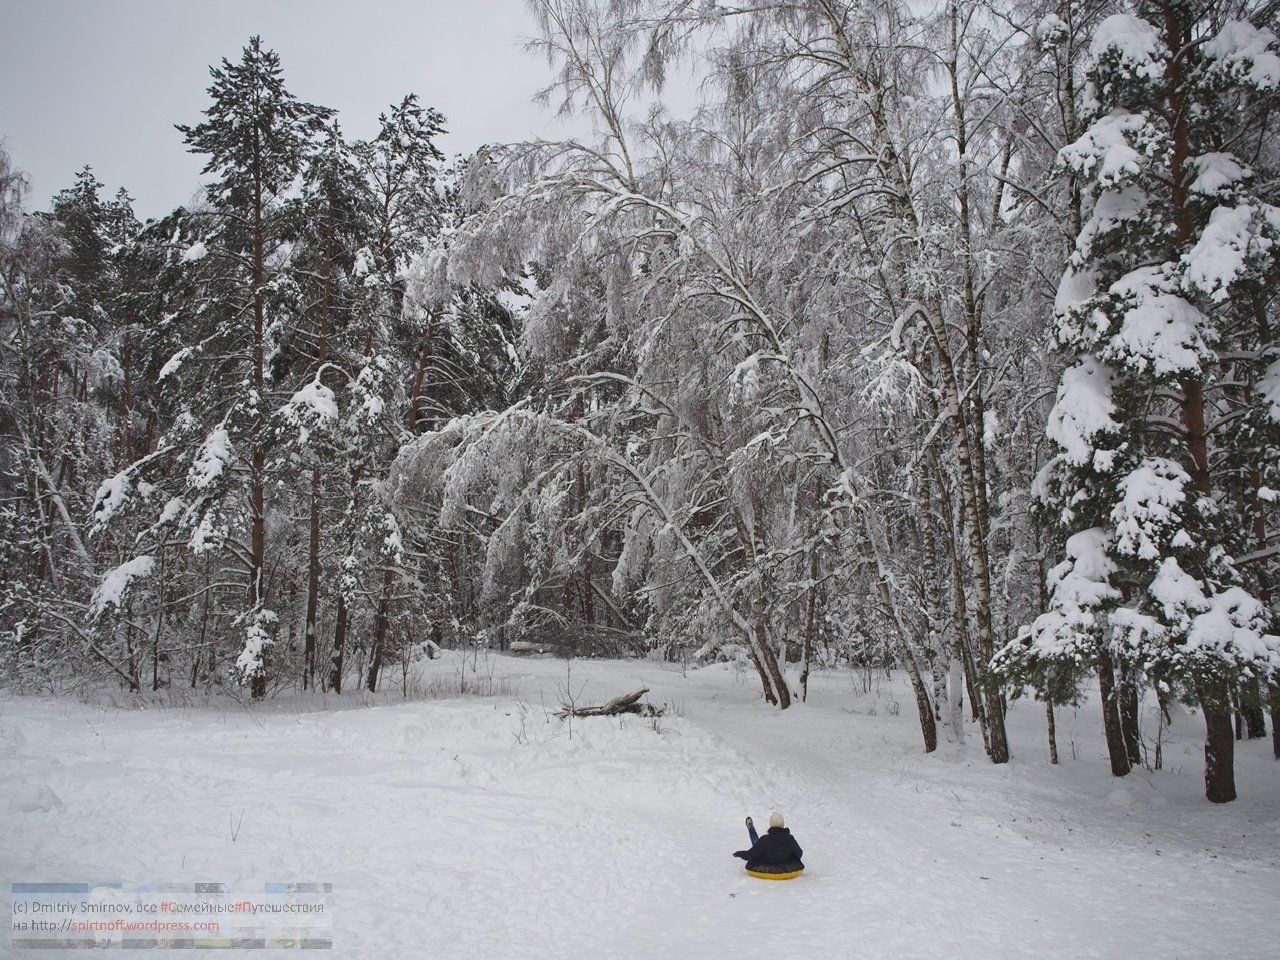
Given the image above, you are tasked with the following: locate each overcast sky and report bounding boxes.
[0,0,583,220]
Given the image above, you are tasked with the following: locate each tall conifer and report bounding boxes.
[999,5,1280,801]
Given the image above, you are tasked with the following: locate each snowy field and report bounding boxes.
[3,653,1278,959]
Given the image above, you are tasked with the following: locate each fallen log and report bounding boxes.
[558,687,658,718]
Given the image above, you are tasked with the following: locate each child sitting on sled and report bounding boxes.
[733,812,804,877]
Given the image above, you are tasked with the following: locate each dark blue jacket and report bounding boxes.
[734,826,804,868]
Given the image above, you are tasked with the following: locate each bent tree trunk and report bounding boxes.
[861,510,937,752]
[901,640,938,754]
[862,529,937,752]
[753,597,791,709]
[759,646,790,709]
[750,651,778,706]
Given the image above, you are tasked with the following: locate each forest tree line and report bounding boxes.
[3,1,1280,803]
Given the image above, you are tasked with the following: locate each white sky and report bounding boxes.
[0,0,585,220]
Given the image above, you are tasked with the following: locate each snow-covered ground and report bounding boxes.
[3,653,1278,959]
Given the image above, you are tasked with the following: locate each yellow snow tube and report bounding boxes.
[746,867,803,880]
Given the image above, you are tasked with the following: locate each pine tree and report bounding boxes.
[174,37,332,697]
[88,38,333,698]
[348,95,445,691]
[285,120,367,690]
[998,4,1280,801]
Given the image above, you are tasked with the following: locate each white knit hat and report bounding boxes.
[769,811,784,828]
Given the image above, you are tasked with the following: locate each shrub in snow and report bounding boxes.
[234,607,279,688]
